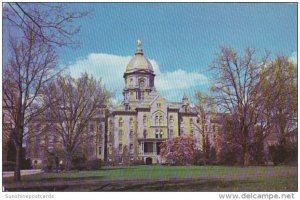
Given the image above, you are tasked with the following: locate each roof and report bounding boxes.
[124,39,154,74]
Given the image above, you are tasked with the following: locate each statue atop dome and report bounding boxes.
[135,39,143,55]
[137,39,142,48]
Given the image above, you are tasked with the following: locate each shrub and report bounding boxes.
[269,143,297,165]
[86,159,103,170]
[132,159,145,165]
[160,135,197,166]
[21,158,32,170]
[3,161,16,171]
[71,154,87,170]
[218,148,238,165]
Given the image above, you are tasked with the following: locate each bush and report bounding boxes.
[218,148,238,165]
[3,161,16,171]
[269,143,297,165]
[132,159,145,165]
[86,159,103,170]
[71,154,87,170]
[22,158,32,170]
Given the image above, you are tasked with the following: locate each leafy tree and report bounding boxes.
[194,92,210,165]
[258,56,297,144]
[210,47,268,166]
[160,135,197,165]
[122,145,131,165]
[41,73,110,170]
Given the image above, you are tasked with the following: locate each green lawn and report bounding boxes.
[3,165,297,191]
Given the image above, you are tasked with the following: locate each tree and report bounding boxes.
[160,135,197,165]
[3,2,87,181]
[41,73,110,170]
[122,145,131,166]
[210,47,267,166]
[194,92,216,165]
[3,3,88,47]
[258,56,297,144]
[255,56,297,164]
[3,26,58,181]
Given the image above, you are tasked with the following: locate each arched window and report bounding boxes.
[130,118,134,126]
[130,130,134,139]
[169,129,173,138]
[119,118,123,127]
[159,130,163,139]
[169,115,174,124]
[119,130,123,138]
[159,116,163,125]
[108,132,112,142]
[139,79,145,88]
[143,115,147,125]
[155,116,158,125]
[155,129,159,139]
[143,130,147,138]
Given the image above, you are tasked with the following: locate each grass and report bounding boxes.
[3,165,297,191]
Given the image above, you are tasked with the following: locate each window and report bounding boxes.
[119,144,123,152]
[130,118,134,126]
[119,118,123,127]
[119,130,123,138]
[155,129,159,139]
[212,125,216,132]
[99,147,102,155]
[190,118,193,126]
[130,144,133,153]
[157,103,161,108]
[143,130,147,138]
[169,115,174,124]
[141,92,144,100]
[191,129,194,136]
[130,78,133,86]
[159,130,163,139]
[159,116,163,125]
[143,115,147,125]
[169,129,173,138]
[144,142,153,153]
[139,80,145,88]
[130,130,133,139]
[108,132,112,142]
[155,116,158,125]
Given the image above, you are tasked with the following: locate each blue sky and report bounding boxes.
[4,3,298,104]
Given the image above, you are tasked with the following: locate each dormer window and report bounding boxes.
[139,79,145,88]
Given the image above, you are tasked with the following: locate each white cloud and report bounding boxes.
[65,53,209,102]
[289,51,297,65]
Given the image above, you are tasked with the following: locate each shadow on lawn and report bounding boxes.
[98,179,257,192]
[43,176,105,182]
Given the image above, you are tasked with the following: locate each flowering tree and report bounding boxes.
[160,135,197,165]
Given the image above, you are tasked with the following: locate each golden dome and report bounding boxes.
[125,40,154,74]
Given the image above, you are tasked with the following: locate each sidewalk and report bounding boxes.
[3,169,42,178]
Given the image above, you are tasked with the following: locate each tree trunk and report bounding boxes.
[14,145,22,181]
